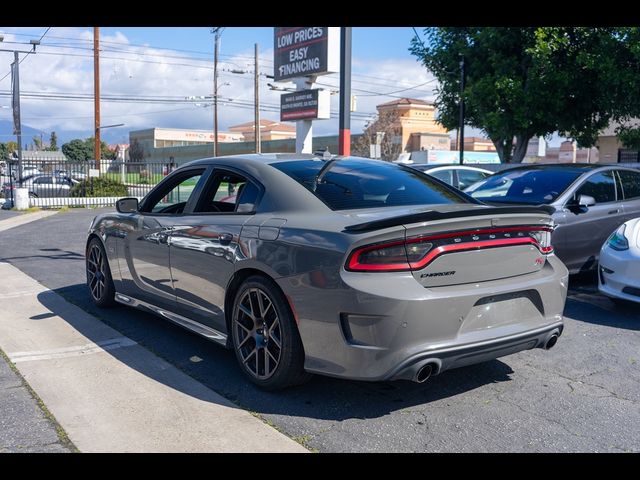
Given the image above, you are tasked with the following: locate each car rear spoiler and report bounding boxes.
[344,205,556,233]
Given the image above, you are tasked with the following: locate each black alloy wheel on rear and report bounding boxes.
[231,276,310,390]
[86,238,115,307]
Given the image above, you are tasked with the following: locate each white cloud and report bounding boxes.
[0,27,440,144]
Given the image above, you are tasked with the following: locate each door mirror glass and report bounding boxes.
[116,197,139,213]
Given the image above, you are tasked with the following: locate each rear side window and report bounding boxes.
[272,159,470,210]
[458,169,489,190]
[618,170,640,199]
[576,172,616,203]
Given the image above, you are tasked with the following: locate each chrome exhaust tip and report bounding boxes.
[544,334,559,350]
[415,364,433,383]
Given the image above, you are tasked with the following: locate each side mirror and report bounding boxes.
[577,194,596,207]
[116,197,138,213]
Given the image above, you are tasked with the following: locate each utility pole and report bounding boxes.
[458,55,465,165]
[254,43,261,154]
[339,27,352,156]
[94,27,101,170]
[213,28,221,157]
[12,51,22,181]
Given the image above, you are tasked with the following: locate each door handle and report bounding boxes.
[219,233,234,245]
[608,209,620,215]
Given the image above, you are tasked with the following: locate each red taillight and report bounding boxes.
[346,239,413,271]
[345,226,554,272]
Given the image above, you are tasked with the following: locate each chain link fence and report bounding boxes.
[0,158,177,208]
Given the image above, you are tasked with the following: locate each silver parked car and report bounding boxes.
[410,164,494,190]
[87,155,568,390]
[465,164,640,274]
[2,173,78,198]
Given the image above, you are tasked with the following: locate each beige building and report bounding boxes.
[449,136,497,152]
[229,119,296,142]
[376,98,448,153]
[596,121,640,163]
[129,128,243,159]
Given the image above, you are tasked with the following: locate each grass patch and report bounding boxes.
[0,347,78,452]
[10,206,41,214]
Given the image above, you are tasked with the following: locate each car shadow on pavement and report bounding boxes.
[39,284,518,422]
[566,273,639,331]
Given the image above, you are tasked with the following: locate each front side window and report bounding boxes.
[144,170,204,214]
[272,159,469,211]
[575,172,616,204]
[194,170,261,214]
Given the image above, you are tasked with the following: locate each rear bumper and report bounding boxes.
[386,321,563,381]
[279,255,569,381]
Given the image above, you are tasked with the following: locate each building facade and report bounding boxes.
[229,119,296,142]
[376,98,448,153]
[129,128,243,160]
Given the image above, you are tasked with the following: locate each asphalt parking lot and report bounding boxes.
[1,207,638,452]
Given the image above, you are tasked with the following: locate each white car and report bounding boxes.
[598,217,640,305]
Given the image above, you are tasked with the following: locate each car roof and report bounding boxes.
[184,153,331,168]
[494,163,633,174]
[412,163,493,170]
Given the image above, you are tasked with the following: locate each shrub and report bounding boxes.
[138,168,151,185]
[70,177,128,198]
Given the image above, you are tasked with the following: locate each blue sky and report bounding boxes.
[98,27,419,62]
[1,26,561,148]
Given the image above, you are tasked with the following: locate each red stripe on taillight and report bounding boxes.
[346,226,553,272]
[408,237,539,269]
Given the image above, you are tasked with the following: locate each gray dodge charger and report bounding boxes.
[86,154,568,390]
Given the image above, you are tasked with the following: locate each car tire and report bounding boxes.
[28,192,37,198]
[86,237,116,308]
[231,276,311,390]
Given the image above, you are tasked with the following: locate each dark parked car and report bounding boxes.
[465,164,640,273]
[86,155,567,390]
[410,164,493,190]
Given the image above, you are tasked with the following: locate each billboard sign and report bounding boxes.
[274,27,339,82]
[280,89,330,121]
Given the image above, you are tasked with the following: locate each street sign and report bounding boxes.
[280,89,330,121]
[274,27,339,82]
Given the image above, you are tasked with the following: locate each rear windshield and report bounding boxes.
[466,168,583,205]
[272,158,471,210]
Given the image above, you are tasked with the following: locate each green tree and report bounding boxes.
[47,131,58,151]
[33,135,43,150]
[128,138,144,162]
[0,142,8,161]
[62,139,92,162]
[410,27,632,163]
[84,137,116,161]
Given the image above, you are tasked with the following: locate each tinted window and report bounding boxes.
[272,159,469,210]
[576,172,616,203]
[618,170,640,199]
[427,169,454,185]
[468,168,583,205]
[143,170,204,214]
[194,170,260,214]
[33,176,52,184]
[458,169,490,190]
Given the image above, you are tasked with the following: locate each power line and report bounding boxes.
[0,27,51,83]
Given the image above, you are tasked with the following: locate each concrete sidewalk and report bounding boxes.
[0,210,58,233]
[0,262,306,453]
